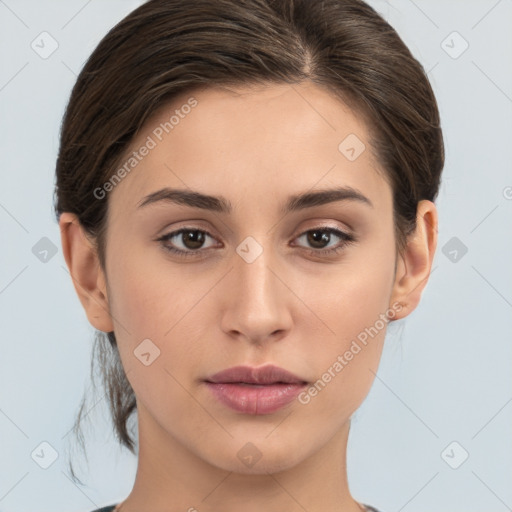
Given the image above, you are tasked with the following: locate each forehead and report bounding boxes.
[108,81,390,213]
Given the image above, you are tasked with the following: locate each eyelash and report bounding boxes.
[156,226,357,259]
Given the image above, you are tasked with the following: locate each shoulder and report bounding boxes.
[363,505,384,512]
[88,506,118,512]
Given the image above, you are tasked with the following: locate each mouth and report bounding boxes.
[204,364,308,385]
[203,364,308,415]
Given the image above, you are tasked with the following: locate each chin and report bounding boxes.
[206,438,309,476]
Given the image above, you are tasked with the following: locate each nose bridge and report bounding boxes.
[221,234,291,340]
[234,234,279,307]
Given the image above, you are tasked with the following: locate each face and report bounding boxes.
[98,81,402,473]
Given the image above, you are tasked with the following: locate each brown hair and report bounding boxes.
[54,0,444,481]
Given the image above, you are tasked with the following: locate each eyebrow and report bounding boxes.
[137,186,373,214]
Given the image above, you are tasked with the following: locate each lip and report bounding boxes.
[204,364,308,415]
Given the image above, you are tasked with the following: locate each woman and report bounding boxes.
[55,0,444,510]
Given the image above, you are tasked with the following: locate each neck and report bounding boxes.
[119,403,365,512]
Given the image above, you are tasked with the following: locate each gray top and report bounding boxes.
[90,504,383,512]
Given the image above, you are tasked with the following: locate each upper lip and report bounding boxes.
[205,364,307,385]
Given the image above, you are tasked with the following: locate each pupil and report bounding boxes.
[184,230,204,249]
[308,230,329,248]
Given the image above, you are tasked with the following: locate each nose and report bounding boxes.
[219,240,293,345]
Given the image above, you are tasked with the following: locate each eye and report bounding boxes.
[292,227,356,256]
[156,226,357,260]
[156,228,219,258]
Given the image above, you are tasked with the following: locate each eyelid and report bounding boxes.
[156,225,350,244]
[293,222,352,238]
[291,226,356,250]
[156,227,220,250]
[156,223,357,259]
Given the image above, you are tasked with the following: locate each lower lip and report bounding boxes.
[204,382,307,415]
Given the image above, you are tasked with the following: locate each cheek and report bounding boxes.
[296,243,396,408]
[304,235,395,339]
[105,255,199,413]
[106,242,189,338]
[105,243,210,382]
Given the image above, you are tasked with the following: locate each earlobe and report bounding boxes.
[59,212,114,332]
[389,200,438,321]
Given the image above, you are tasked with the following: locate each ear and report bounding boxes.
[59,212,114,332]
[388,200,438,320]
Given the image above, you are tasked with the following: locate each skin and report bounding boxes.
[59,81,437,512]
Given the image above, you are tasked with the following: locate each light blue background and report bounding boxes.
[1,1,511,511]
